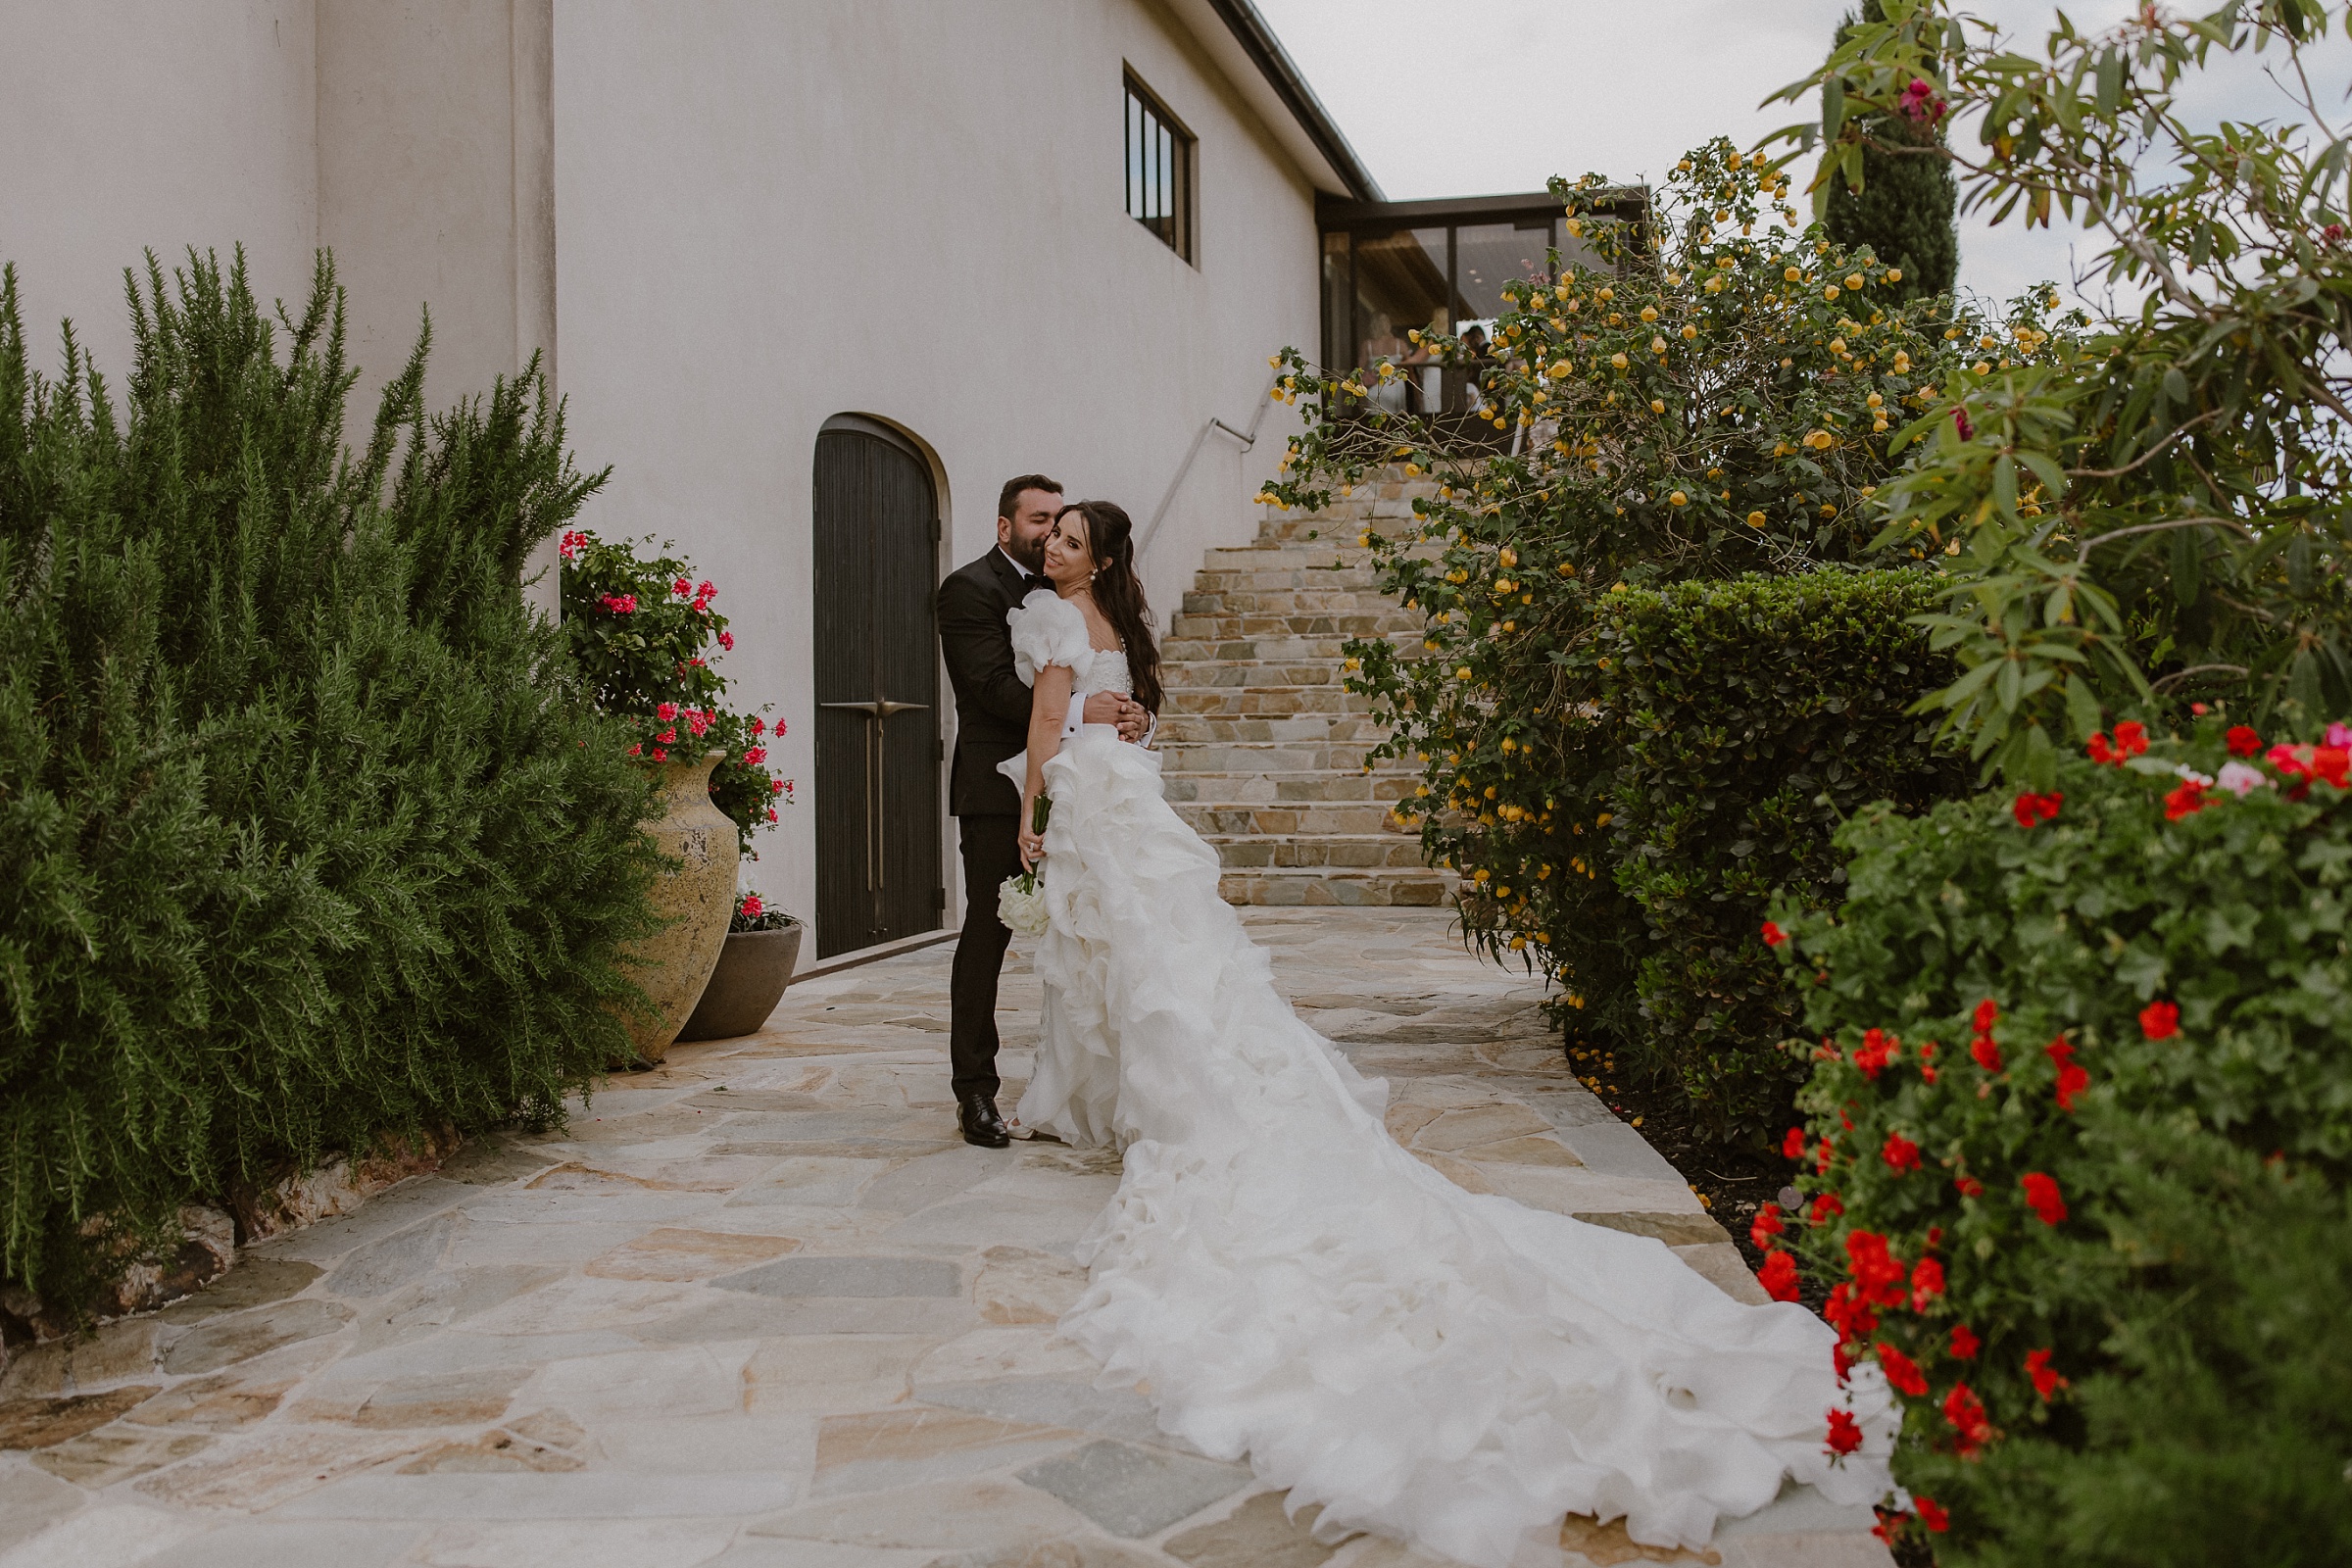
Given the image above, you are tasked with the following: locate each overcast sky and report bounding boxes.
[1253,0,2350,312]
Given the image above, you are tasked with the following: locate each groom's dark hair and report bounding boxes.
[998,473,1063,520]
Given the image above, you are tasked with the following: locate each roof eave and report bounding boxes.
[1172,0,1383,203]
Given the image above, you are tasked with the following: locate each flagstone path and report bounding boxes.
[0,909,1888,1568]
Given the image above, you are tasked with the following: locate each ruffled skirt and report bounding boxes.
[1015,727,1895,1565]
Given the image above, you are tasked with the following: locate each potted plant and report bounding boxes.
[677,892,804,1041]
[560,530,795,1061]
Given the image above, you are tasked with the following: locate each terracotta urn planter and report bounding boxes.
[618,751,739,1064]
[677,919,804,1042]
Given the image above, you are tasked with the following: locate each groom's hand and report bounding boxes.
[1112,696,1148,744]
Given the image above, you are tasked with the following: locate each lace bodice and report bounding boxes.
[1008,589,1131,708]
[1077,648,1133,699]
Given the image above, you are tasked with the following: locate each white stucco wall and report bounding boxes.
[0,1,318,382]
[552,0,1320,949]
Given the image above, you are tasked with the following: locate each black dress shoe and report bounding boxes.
[958,1092,1012,1149]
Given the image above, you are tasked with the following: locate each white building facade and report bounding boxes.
[2,0,1385,960]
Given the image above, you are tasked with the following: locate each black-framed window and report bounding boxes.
[1125,72,1194,263]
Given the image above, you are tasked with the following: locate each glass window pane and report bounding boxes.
[1157,123,1173,226]
[1351,226,1449,414]
[1126,94,1142,219]
[1451,221,1557,334]
[1321,230,1351,370]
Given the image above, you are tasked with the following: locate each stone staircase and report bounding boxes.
[1156,470,1457,906]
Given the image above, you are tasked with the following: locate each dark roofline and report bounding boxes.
[1316,186,1646,227]
[1201,0,1384,203]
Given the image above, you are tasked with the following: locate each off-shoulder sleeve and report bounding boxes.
[1007,589,1096,686]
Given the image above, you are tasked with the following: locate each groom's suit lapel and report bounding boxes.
[984,548,1027,610]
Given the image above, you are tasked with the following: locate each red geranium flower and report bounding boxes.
[1815,1136,1837,1174]
[1882,1132,1921,1174]
[1847,1231,1909,1308]
[1910,1256,1945,1309]
[1970,1031,2003,1073]
[2022,1171,2068,1226]
[2046,1036,2089,1111]
[1809,1191,1844,1226]
[2140,1000,2180,1040]
[2267,742,2351,792]
[1949,1323,1980,1359]
[2164,778,2208,819]
[2084,721,2148,766]
[1972,998,1999,1033]
[1761,919,1788,947]
[2012,790,2063,827]
[2227,725,2263,757]
[2026,1348,2070,1401]
[1852,1028,1899,1078]
[1784,1127,1809,1160]
[1942,1382,1992,1455]
[1824,1282,1879,1344]
[1875,1343,1929,1396]
[1758,1249,1801,1302]
[1953,1175,1984,1199]
[1916,1495,1950,1533]
[1824,1406,1864,1458]
[1749,1203,1786,1249]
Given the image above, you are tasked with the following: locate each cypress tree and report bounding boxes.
[1824,0,1959,302]
[0,249,660,1315]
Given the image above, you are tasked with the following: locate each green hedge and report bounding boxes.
[1592,571,1965,1141]
[0,252,658,1314]
[1765,721,2352,1561]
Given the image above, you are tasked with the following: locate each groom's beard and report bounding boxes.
[1005,534,1047,573]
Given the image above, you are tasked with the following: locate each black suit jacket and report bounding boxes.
[939,549,1035,817]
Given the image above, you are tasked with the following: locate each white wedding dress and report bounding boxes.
[994,590,1895,1566]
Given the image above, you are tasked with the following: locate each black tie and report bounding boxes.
[1022,573,1053,596]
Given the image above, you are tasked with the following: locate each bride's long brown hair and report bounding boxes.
[1057,500,1162,714]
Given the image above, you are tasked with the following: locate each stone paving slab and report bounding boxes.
[0,908,1886,1568]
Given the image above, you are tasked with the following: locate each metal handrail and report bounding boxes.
[1137,372,1280,559]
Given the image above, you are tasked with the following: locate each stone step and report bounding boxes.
[1160,660,1360,691]
[1207,832,1433,870]
[1181,587,1401,615]
[1167,611,1422,641]
[1190,562,1385,589]
[1160,686,1381,719]
[1158,768,1417,805]
[1154,712,1390,746]
[1217,866,1458,907]
[1200,543,1406,570]
[1154,739,1403,774]
[1175,800,1404,836]
[1162,632,1414,663]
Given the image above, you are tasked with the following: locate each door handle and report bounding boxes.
[819,701,932,891]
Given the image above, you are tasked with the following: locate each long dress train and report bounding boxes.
[996,590,1894,1567]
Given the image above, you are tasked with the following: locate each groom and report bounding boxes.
[938,474,1145,1147]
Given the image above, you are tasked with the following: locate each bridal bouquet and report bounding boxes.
[998,796,1053,936]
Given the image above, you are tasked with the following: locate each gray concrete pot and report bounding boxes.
[676,921,804,1042]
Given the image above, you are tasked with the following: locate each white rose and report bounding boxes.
[998,873,1050,936]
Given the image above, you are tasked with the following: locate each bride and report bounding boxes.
[994,500,1895,1567]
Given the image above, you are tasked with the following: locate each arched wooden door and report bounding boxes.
[811,416,944,957]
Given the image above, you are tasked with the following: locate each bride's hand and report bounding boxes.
[1018,827,1045,869]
